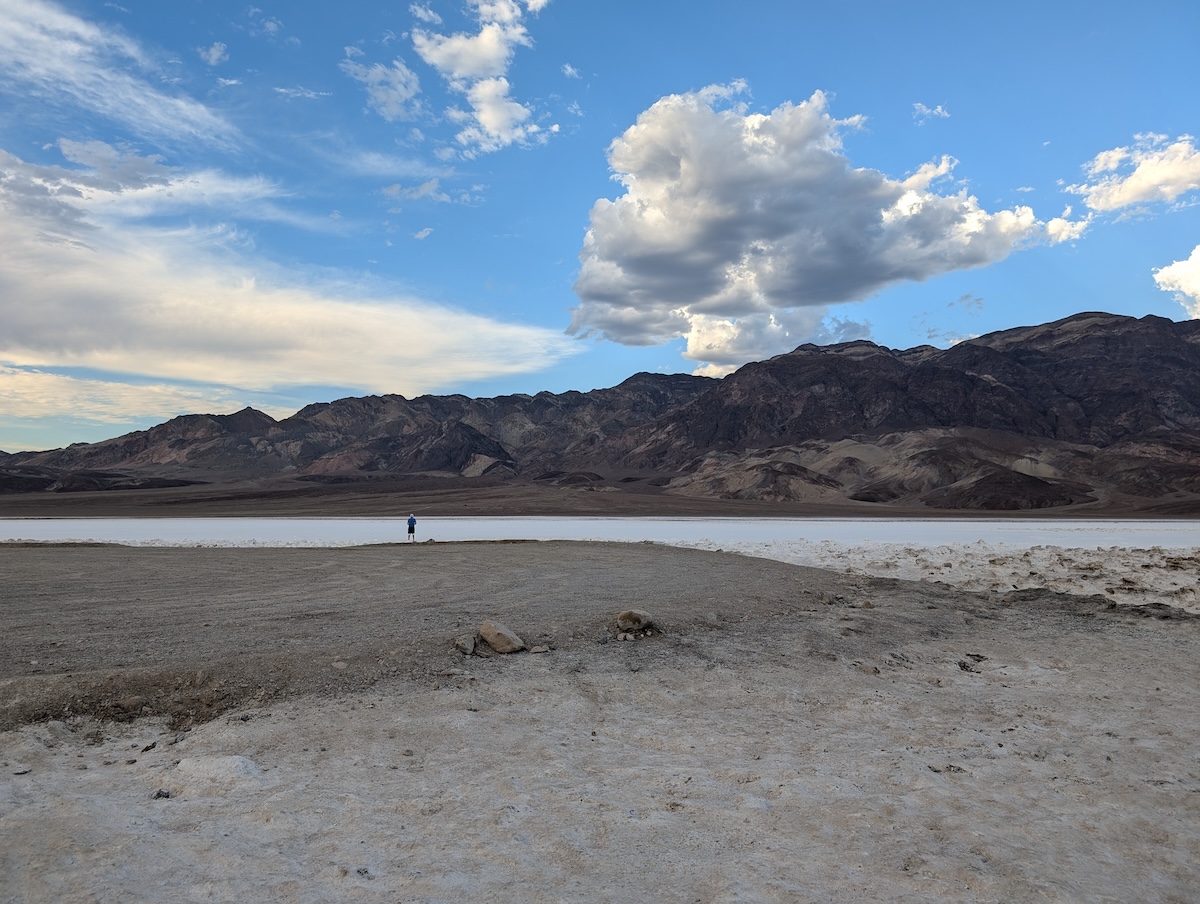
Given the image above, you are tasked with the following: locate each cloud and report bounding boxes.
[410,0,550,155]
[1154,244,1200,318]
[413,227,433,239]
[569,85,1078,371]
[0,144,578,414]
[0,2,238,148]
[340,56,422,121]
[2,141,326,234]
[383,178,450,202]
[198,41,228,66]
[450,77,544,154]
[0,366,258,426]
[562,63,580,79]
[413,21,530,83]
[409,4,443,25]
[274,86,332,100]
[913,102,949,124]
[950,293,985,312]
[1068,133,1200,211]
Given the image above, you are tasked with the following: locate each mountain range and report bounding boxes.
[5,312,1200,513]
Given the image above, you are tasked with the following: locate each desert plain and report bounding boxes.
[2,526,1199,903]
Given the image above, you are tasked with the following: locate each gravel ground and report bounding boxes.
[2,542,1198,902]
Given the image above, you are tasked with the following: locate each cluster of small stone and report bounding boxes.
[614,608,654,641]
[454,609,656,656]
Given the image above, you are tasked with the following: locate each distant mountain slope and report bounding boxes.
[602,313,1200,469]
[5,313,1200,512]
[4,372,714,485]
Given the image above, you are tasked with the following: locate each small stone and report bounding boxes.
[331,660,348,670]
[402,749,414,757]
[616,609,654,632]
[153,788,171,799]
[529,645,550,654]
[453,634,476,656]
[141,741,157,753]
[478,619,526,654]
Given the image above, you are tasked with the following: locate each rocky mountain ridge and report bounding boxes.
[5,312,1200,512]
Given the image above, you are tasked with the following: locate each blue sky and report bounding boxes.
[1,0,1198,452]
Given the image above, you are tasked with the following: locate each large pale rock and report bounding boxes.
[478,619,525,654]
[616,609,654,632]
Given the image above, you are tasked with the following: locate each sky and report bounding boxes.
[1,0,1198,452]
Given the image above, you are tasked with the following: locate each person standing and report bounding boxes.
[407,513,417,542]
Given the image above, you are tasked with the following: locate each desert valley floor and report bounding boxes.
[2,535,1198,902]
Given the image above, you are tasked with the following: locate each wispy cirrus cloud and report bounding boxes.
[0,143,578,414]
[0,1,238,148]
[340,56,423,121]
[0,365,261,427]
[198,41,228,66]
[274,85,332,100]
[913,102,949,124]
[570,84,1085,372]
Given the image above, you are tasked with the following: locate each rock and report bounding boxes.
[529,645,550,654]
[153,788,171,799]
[478,619,525,654]
[453,634,476,656]
[616,609,654,632]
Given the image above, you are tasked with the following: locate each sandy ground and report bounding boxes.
[2,542,1199,902]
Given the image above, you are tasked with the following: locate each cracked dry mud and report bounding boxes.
[2,541,1198,902]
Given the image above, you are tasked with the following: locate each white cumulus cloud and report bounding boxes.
[1154,244,1200,318]
[410,0,550,155]
[569,85,1080,371]
[450,77,542,154]
[1068,133,1200,212]
[413,21,529,82]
